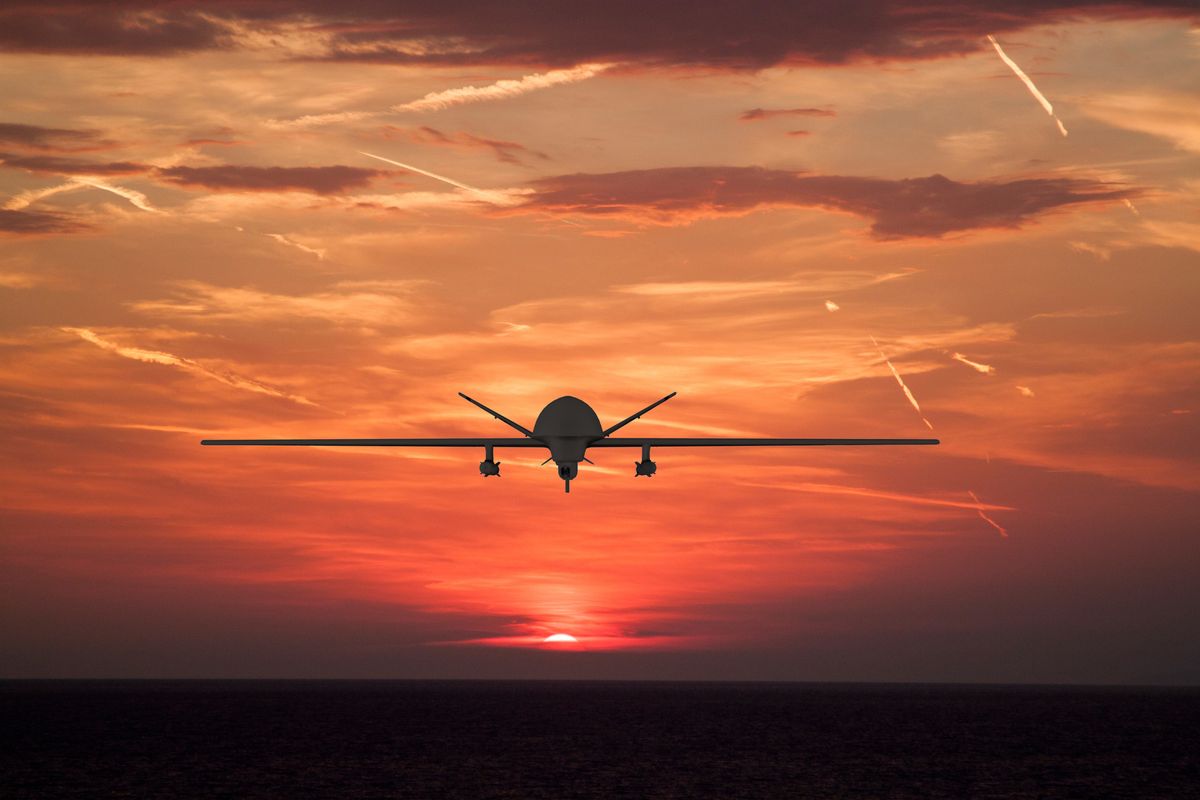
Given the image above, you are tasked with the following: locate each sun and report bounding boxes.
[543,633,578,643]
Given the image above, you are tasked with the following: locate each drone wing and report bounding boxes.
[201,438,545,447]
[590,438,939,447]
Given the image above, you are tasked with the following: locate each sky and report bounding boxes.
[1,1,1198,683]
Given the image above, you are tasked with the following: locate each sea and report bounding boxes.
[4,681,1198,798]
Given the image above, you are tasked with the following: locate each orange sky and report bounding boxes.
[2,2,1198,682]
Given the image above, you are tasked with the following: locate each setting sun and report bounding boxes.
[543,634,579,644]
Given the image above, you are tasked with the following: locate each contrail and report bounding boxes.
[951,352,995,374]
[987,35,1068,137]
[62,327,318,407]
[72,177,160,213]
[274,63,612,128]
[3,180,86,210]
[359,151,522,206]
[764,481,1016,512]
[824,300,840,312]
[4,177,158,212]
[968,490,1009,537]
[359,151,481,193]
[392,63,612,113]
[871,336,934,430]
[264,233,326,259]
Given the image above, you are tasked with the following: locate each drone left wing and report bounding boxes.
[201,438,544,447]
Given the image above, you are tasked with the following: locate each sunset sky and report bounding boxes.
[2,1,1198,683]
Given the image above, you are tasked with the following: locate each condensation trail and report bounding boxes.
[951,352,996,374]
[359,150,523,208]
[359,151,551,217]
[392,63,612,113]
[359,151,482,193]
[264,233,326,259]
[4,177,158,212]
[73,177,160,213]
[276,64,611,127]
[968,490,1009,537]
[62,327,318,407]
[3,180,86,210]
[871,336,934,430]
[987,35,1069,137]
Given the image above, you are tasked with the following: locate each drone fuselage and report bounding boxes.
[533,396,602,484]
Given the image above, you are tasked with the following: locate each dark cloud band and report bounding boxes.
[1,2,1194,66]
[519,166,1138,238]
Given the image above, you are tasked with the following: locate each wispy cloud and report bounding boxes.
[386,125,549,166]
[739,107,835,122]
[61,327,318,406]
[131,280,424,327]
[987,35,1068,137]
[760,482,1016,512]
[825,300,840,312]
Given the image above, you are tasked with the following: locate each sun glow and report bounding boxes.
[543,633,579,643]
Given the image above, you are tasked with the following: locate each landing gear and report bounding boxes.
[557,462,578,493]
[635,444,657,477]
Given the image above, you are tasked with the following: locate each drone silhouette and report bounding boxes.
[202,392,938,492]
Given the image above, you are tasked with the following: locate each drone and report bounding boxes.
[202,392,938,492]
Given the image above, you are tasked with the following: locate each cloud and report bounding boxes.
[1079,92,1200,153]
[0,207,87,234]
[517,166,1137,239]
[825,300,840,312]
[0,152,150,176]
[739,108,835,121]
[301,1,1199,69]
[156,165,386,194]
[0,122,110,152]
[130,280,426,327]
[60,327,318,406]
[2,2,1194,70]
[0,6,230,55]
[388,126,549,166]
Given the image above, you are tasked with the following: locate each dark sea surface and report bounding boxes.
[3,681,1198,799]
